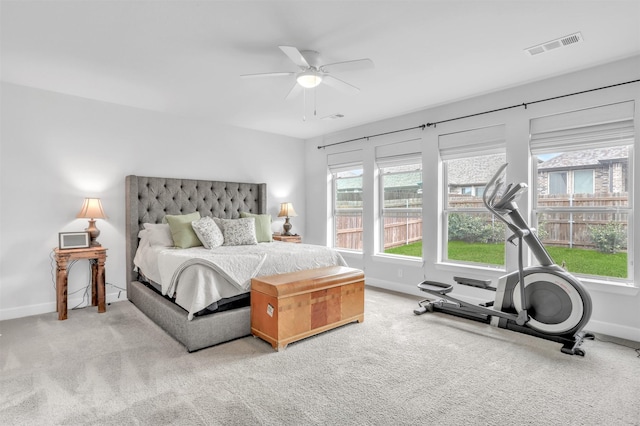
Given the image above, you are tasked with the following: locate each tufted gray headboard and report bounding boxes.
[125,175,267,295]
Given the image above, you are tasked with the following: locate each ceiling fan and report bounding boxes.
[241,45,374,100]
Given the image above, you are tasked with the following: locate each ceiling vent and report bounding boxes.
[526,32,583,56]
[321,113,345,120]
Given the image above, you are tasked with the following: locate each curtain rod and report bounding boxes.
[317,78,640,150]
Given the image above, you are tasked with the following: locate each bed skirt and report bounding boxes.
[129,280,251,352]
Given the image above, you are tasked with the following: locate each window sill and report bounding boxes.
[437,262,638,296]
[372,254,423,267]
[436,261,506,275]
[580,278,639,296]
[335,249,364,258]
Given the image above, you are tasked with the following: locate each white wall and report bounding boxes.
[304,55,640,341]
[0,82,305,319]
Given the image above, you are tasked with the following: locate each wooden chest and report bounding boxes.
[251,266,364,351]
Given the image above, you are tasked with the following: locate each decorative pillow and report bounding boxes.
[240,212,273,242]
[142,223,174,247]
[164,212,202,249]
[221,217,258,246]
[191,216,224,249]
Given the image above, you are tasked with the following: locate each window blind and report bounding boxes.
[375,138,422,167]
[530,101,635,154]
[327,150,363,173]
[438,125,506,160]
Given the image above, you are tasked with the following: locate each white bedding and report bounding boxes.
[134,240,347,320]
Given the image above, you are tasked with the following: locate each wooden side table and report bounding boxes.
[273,235,302,243]
[54,246,107,320]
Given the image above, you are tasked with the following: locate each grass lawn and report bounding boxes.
[385,240,627,278]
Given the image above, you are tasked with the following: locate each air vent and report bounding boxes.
[321,113,345,120]
[526,32,583,56]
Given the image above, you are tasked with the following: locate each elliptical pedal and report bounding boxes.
[417,280,453,295]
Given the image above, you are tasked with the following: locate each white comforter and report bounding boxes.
[134,241,347,320]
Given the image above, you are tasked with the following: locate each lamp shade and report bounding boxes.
[278,202,298,218]
[77,198,107,219]
[296,70,322,89]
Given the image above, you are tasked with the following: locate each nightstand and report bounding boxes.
[273,235,302,243]
[54,246,107,320]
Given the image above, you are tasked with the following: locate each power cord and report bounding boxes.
[49,250,96,310]
[106,282,126,300]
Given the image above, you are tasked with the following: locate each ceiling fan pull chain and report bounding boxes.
[303,88,307,122]
[314,87,317,117]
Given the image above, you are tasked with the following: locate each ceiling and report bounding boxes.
[2,1,639,140]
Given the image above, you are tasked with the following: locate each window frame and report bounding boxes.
[442,153,507,268]
[530,101,634,283]
[377,158,423,258]
[331,165,364,252]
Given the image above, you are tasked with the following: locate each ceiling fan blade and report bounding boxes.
[321,58,374,73]
[285,82,303,100]
[240,72,294,79]
[323,75,360,94]
[279,45,310,68]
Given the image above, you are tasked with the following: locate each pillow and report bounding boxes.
[220,217,258,246]
[142,223,174,247]
[164,212,202,248]
[191,216,224,249]
[240,212,273,242]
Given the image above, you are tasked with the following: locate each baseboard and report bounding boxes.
[583,319,640,343]
[0,291,127,321]
[365,277,489,305]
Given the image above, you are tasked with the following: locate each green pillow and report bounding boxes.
[240,212,273,242]
[165,211,202,248]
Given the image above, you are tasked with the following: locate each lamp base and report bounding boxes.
[283,218,293,236]
[86,219,102,247]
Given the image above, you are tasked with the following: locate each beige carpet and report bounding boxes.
[1,287,639,425]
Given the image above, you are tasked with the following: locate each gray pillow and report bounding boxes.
[220,217,258,246]
[191,216,224,249]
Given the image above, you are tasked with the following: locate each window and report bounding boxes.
[549,172,568,194]
[443,154,507,266]
[376,140,422,258]
[573,169,594,194]
[379,160,422,257]
[548,170,594,195]
[328,150,364,251]
[439,125,506,267]
[531,101,634,281]
[332,168,363,250]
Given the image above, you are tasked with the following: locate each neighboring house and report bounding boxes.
[536,147,629,195]
[447,154,505,197]
[445,148,629,197]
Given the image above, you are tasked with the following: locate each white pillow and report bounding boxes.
[220,217,258,246]
[142,223,174,247]
[191,216,224,249]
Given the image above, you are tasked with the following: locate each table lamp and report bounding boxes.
[278,202,298,236]
[77,198,107,247]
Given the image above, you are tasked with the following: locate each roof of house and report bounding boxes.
[447,154,505,186]
[537,146,629,170]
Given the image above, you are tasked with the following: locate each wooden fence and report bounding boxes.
[335,193,628,250]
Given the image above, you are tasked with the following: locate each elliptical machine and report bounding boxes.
[414,163,594,355]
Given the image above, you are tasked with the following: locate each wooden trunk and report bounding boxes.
[251,266,364,351]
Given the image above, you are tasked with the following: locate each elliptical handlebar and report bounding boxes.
[483,163,513,228]
[483,163,555,266]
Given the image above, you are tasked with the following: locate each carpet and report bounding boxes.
[1,287,639,425]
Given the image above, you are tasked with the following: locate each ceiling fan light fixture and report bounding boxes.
[297,70,323,88]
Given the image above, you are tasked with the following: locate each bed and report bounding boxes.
[125,175,345,352]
